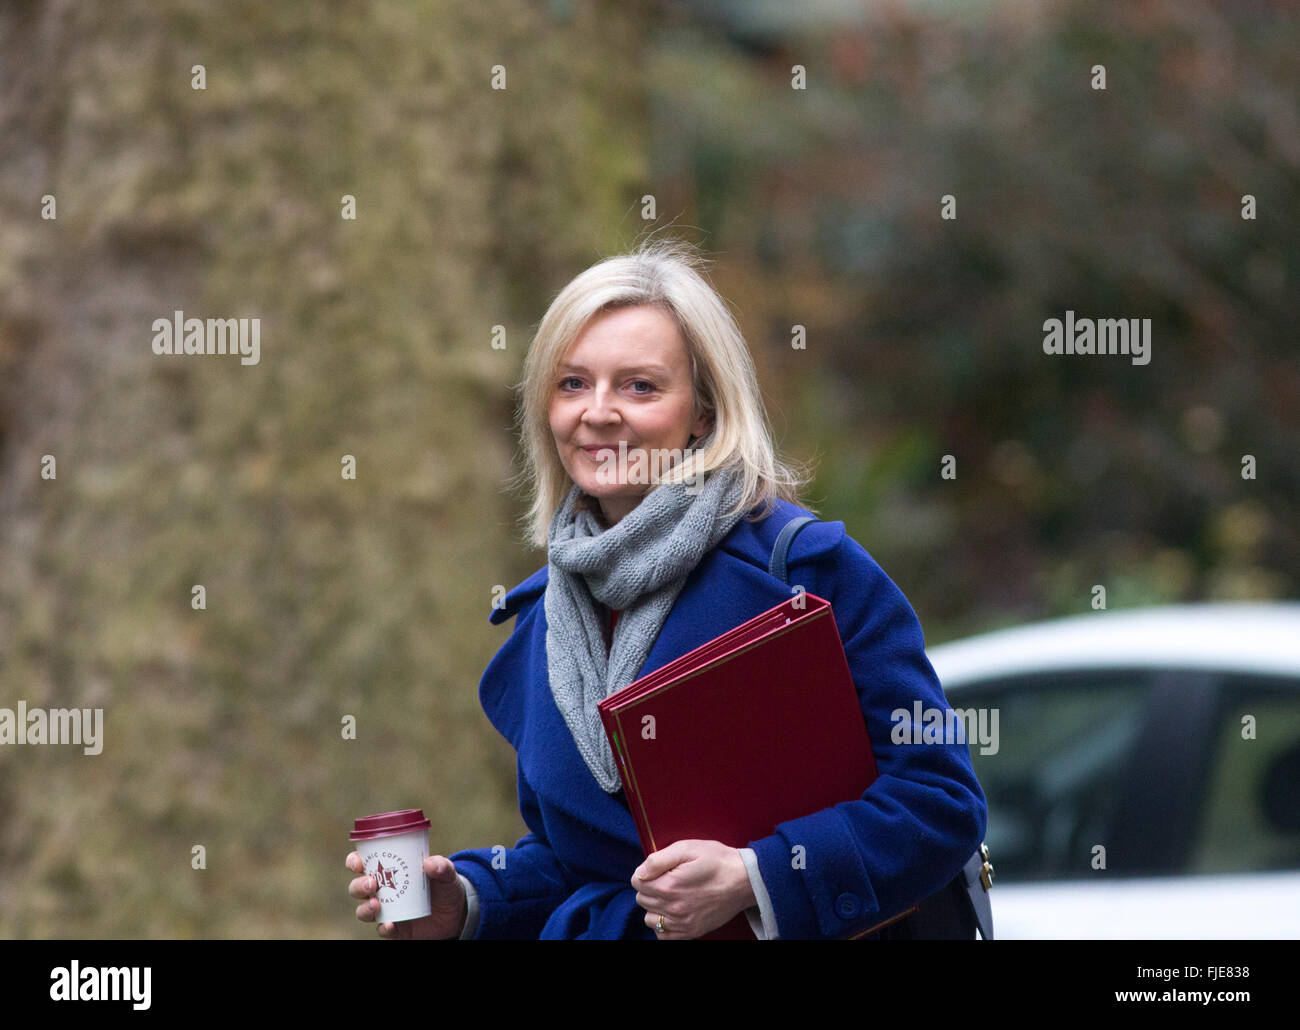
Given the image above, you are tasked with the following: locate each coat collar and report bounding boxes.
[488,499,846,625]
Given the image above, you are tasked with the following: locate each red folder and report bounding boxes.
[599,593,916,939]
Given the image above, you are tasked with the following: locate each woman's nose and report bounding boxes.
[582,386,621,423]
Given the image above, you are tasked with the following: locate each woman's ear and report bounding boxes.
[691,409,714,444]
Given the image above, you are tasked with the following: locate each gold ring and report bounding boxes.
[656,913,666,934]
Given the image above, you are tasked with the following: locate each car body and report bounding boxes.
[925,603,1300,939]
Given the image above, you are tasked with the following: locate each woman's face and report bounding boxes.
[549,304,711,526]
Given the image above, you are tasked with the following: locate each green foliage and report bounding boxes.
[647,0,1299,642]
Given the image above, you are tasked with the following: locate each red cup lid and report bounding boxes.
[349,808,431,841]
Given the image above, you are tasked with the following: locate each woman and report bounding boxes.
[346,240,987,939]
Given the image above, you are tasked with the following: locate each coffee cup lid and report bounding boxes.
[350,808,432,841]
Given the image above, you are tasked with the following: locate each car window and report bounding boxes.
[952,673,1154,882]
[1187,674,1300,875]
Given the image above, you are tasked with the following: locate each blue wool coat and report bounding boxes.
[450,499,987,939]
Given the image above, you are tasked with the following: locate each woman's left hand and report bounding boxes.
[631,839,755,940]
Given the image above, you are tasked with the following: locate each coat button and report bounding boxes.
[835,893,860,920]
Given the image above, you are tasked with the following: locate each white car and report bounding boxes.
[926,603,1300,939]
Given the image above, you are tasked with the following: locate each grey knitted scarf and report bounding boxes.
[545,462,749,794]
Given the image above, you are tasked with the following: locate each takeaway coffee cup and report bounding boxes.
[350,809,432,923]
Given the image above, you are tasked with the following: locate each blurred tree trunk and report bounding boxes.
[0,0,648,936]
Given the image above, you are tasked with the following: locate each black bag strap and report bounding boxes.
[767,513,994,940]
[768,515,817,582]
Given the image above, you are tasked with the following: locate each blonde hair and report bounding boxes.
[507,237,816,549]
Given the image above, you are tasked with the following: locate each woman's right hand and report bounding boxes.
[347,851,469,939]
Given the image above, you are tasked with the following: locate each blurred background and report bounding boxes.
[0,0,1295,937]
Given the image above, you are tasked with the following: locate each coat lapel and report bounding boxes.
[635,547,798,679]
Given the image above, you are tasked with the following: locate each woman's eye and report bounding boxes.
[559,377,582,390]
[630,381,655,394]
